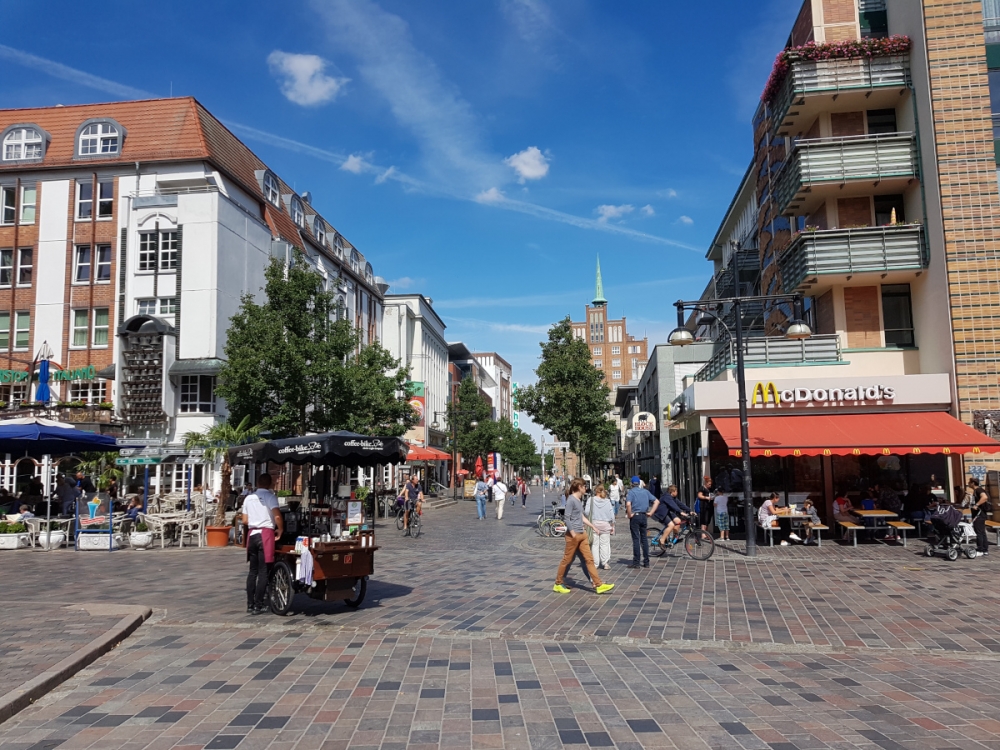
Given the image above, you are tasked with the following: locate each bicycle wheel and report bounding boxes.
[410,514,421,538]
[647,526,666,557]
[395,508,405,531]
[549,519,567,537]
[684,529,715,561]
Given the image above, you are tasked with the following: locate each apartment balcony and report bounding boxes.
[778,224,927,294]
[771,55,911,136]
[694,334,843,382]
[775,133,918,215]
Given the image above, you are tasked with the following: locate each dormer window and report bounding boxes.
[333,234,345,258]
[78,121,120,155]
[3,127,43,161]
[291,196,305,227]
[314,217,326,245]
[263,172,280,206]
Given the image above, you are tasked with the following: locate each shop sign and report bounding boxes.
[632,411,657,432]
[751,381,896,406]
[0,370,29,383]
[407,381,425,428]
[51,365,96,382]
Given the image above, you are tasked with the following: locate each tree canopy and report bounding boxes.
[447,376,539,475]
[516,317,617,472]
[217,253,416,438]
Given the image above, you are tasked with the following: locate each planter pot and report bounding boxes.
[39,530,66,550]
[206,525,231,547]
[0,532,30,550]
[130,531,153,549]
[77,532,122,551]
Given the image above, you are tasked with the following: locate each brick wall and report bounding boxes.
[831,111,865,137]
[923,0,1000,429]
[821,0,858,40]
[837,197,873,227]
[0,176,40,371]
[843,286,881,348]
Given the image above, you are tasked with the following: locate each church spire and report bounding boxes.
[592,255,608,307]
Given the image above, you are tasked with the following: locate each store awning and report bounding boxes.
[710,412,1000,457]
[406,445,452,461]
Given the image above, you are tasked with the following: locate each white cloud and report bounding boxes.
[387,276,417,290]
[640,204,655,217]
[677,215,694,225]
[0,43,153,98]
[505,146,550,183]
[658,188,678,199]
[267,50,349,106]
[500,0,555,44]
[475,187,506,204]
[375,166,397,184]
[595,204,634,223]
[340,154,369,174]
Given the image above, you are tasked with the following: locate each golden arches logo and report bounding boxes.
[751,381,781,406]
[912,447,921,454]
[823,449,831,456]
[973,446,982,454]
[882,448,891,455]
[943,447,952,455]
[763,449,773,457]
[793,449,802,457]
[852,448,861,456]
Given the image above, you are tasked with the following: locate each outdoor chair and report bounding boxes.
[23,516,40,547]
[178,512,203,548]
[138,512,169,549]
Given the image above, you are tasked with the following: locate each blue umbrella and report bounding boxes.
[0,417,117,458]
[35,359,50,403]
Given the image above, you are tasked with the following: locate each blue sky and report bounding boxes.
[1,0,800,442]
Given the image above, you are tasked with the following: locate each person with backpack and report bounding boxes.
[968,478,992,557]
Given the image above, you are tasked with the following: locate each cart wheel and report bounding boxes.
[395,508,405,531]
[924,545,935,557]
[269,561,295,615]
[344,577,367,608]
[965,546,978,560]
[946,547,959,562]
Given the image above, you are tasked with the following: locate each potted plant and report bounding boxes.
[184,416,261,547]
[0,520,31,550]
[38,519,67,549]
[130,521,153,550]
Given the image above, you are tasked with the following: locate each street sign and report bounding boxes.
[115,457,162,466]
[186,448,205,457]
[545,441,570,450]
[116,437,163,446]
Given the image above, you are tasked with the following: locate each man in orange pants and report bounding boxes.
[554,478,615,595]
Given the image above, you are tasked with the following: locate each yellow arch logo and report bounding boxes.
[751,381,781,406]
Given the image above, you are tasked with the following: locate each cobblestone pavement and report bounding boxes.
[3,497,1000,749]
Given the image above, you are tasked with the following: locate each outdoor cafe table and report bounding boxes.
[851,509,898,540]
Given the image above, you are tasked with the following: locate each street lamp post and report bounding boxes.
[431,411,478,501]
[668,293,811,558]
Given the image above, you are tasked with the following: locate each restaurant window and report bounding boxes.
[0,187,13,224]
[881,283,915,347]
[0,312,9,350]
[180,375,216,413]
[19,186,36,224]
[0,383,27,405]
[71,310,88,347]
[14,311,29,350]
[0,249,11,286]
[69,381,106,404]
[92,308,109,346]
[17,248,32,285]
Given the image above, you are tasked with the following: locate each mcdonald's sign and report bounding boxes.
[751,382,781,406]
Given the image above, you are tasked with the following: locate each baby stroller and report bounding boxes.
[924,503,976,560]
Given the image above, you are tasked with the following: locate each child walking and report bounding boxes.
[714,489,731,542]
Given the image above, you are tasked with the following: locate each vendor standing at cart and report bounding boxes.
[242,474,284,615]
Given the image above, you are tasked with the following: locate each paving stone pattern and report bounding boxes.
[3,496,1000,748]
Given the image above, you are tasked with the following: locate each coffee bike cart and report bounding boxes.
[229,431,407,615]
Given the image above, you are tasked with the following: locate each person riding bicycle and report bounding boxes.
[403,475,423,536]
[647,484,692,545]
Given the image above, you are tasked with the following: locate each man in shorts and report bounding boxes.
[648,485,692,545]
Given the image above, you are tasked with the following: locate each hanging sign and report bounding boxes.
[632,411,657,432]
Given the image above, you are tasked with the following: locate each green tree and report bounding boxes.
[183,415,261,526]
[503,429,539,476]
[517,317,617,473]
[217,252,417,438]
[448,376,493,462]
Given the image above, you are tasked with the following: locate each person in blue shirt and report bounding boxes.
[625,476,657,568]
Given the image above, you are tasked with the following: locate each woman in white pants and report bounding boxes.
[493,478,508,519]
[586,484,615,569]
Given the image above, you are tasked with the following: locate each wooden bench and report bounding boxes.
[810,524,829,547]
[986,520,1000,547]
[887,520,916,547]
[838,521,864,547]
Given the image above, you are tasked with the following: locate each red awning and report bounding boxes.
[711,412,1000,457]
[406,445,452,461]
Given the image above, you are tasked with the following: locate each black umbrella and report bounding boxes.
[229,431,408,467]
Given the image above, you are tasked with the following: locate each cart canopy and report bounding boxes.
[230,430,408,467]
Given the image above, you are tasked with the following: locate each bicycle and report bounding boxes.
[536,501,567,537]
[395,500,421,538]
[646,515,715,561]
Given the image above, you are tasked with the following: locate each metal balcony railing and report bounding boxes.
[693,334,844,382]
[772,54,911,126]
[778,224,927,292]
[775,132,918,212]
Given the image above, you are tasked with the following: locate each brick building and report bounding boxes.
[0,97,387,490]
[664,0,1000,512]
